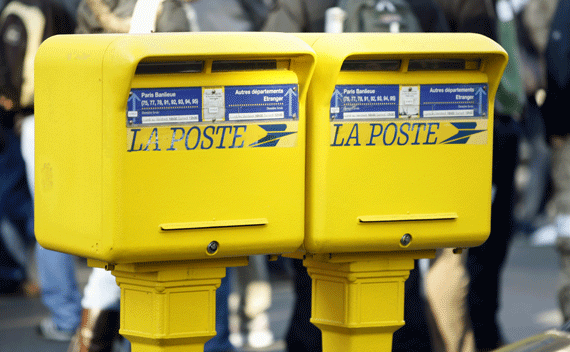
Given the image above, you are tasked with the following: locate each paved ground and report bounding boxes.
[0,236,562,352]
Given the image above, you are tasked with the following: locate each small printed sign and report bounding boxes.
[225,84,298,121]
[128,84,299,126]
[127,87,202,125]
[329,83,489,120]
[420,84,488,118]
[330,84,399,120]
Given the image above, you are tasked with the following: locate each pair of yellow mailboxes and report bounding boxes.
[34,32,507,264]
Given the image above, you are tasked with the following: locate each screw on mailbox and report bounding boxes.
[400,233,412,247]
[207,241,219,254]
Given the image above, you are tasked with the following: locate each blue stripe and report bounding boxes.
[451,122,477,129]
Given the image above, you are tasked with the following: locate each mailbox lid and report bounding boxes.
[301,33,508,253]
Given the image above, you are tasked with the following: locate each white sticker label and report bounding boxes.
[203,88,225,121]
[399,85,420,118]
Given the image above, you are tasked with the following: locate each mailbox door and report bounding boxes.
[301,33,507,253]
[35,33,315,263]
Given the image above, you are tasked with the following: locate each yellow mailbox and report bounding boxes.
[293,33,508,352]
[35,32,316,264]
[300,33,508,254]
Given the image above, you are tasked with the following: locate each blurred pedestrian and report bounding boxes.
[0,120,34,295]
[0,0,82,341]
[228,255,275,349]
[539,0,570,326]
[429,0,523,350]
[513,0,557,243]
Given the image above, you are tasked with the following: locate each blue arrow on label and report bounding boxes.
[128,92,141,112]
[332,89,342,108]
[475,86,487,115]
[284,88,297,117]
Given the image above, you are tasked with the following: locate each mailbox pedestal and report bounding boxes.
[89,258,249,352]
[303,251,434,352]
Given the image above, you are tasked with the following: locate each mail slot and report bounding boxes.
[35,33,316,263]
[299,33,507,253]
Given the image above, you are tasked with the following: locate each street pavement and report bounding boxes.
[0,236,562,352]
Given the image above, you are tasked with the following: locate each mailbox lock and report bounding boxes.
[400,233,412,247]
[207,241,219,255]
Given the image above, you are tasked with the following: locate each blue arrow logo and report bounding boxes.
[284,88,297,117]
[332,89,342,108]
[249,124,297,147]
[475,86,487,115]
[128,93,141,112]
[440,122,485,144]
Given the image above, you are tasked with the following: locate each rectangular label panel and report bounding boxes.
[225,84,298,121]
[128,87,202,125]
[420,84,488,118]
[128,84,299,126]
[329,83,488,121]
[330,85,399,120]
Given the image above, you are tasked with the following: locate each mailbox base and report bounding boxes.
[304,251,435,352]
[94,258,248,352]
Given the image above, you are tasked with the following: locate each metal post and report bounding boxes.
[305,251,435,352]
[93,258,248,352]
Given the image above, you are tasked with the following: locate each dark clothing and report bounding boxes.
[433,1,522,349]
[238,0,270,30]
[53,0,81,21]
[0,129,33,240]
[286,259,322,352]
[0,128,33,292]
[467,114,520,350]
[434,0,497,40]
[541,0,570,139]
[261,0,448,33]
[261,0,336,32]
[393,263,433,352]
[408,0,450,32]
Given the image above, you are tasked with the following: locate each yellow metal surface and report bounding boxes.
[304,251,435,352]
[298,33,508,253]
[34,33,316,263]
[110,257,248,352]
